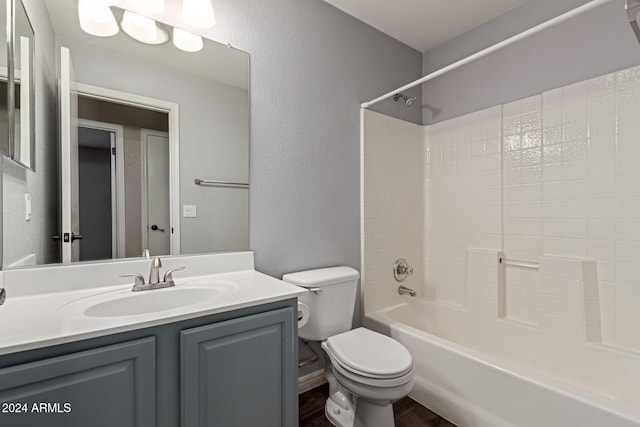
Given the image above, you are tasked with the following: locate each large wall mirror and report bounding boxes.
[0,0,35,168]
[1,0,250,268]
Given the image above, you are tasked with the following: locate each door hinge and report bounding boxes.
[111,147,116,156]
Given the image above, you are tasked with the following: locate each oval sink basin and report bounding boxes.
[84,287,220,318]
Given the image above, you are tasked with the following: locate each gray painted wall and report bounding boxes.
[171,0,422,279]
[148,0,422,376]
[1,0,422,375]
[422,0,640,124]
[1,0,422,282]
[2,0,57,266]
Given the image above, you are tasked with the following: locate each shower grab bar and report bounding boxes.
[627,0,640,43]
[496,251,540,318]
[361,0,614,109]
[498,256,539,270]
[194,179,249,189]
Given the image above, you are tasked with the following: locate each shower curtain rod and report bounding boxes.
[361,0,613,109]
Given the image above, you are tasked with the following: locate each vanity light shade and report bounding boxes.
[134,0,165,14]
[78,0,119,37]
[182,0,216,29]
[173,28,204,52]
[121,10,158,44]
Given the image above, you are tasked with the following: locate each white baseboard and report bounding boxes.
[298,369,326,394]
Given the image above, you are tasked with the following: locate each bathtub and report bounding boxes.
[365,299,640,427]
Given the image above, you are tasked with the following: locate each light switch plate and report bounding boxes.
[25,193,32,221]
[183,205,197,218]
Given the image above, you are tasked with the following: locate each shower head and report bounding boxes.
[393,93,417,107]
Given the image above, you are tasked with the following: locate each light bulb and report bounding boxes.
[78,0,119,37]
[182,0,216,29]
[173,28,203,52]
[100,0,121,5]
[121,10,158,43]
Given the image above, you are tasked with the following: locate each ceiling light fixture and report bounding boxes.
[121,10,158,44]
[78,0,119,37]
[173,28,204,52]
[182,0,216,29]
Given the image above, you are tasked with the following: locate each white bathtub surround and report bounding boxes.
[362,63,640,353]
[361,63,640,426]
[0,252,306,355]
[465,249,601,341]
[361,110,426,312]
[539,256,601,342]
[366,301,640,427]
[426,106,503,306]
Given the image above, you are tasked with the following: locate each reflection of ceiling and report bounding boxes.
[323,0,527,52]
[45,0,249,90]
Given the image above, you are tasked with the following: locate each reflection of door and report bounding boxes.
[59,47,80,263]
[77,120,125,260]
[141,129,170,256]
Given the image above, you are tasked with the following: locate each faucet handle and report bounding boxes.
[120,273,145,288]
[393,258,414,282]
[163,266,185,284]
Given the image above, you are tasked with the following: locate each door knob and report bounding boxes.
[151,224,165,232]
[52,233,82,242]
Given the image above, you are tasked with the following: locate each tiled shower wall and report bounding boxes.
[362,64,640,352]
[361,110,425,312]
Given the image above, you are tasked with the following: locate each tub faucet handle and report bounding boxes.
[393,258,414,282]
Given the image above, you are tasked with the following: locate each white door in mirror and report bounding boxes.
[59,47,81,263]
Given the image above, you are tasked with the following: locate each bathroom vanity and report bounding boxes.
[0,252,306,427]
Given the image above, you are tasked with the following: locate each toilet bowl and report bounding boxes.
[282,267,414,427]
[322,328,414,427]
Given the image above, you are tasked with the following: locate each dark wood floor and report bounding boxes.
[299,383,457,427]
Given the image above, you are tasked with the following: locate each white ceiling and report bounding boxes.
[324,0,527,52]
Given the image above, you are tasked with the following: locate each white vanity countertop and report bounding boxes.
[0,253,307,356]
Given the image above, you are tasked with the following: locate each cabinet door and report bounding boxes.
[0,337,155,427]
[181,307,296,427]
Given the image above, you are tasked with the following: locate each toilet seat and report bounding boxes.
[323,328,414,387]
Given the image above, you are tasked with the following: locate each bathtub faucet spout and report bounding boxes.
[398,285,416,297]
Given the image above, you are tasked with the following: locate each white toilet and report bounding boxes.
[283,266,414,427]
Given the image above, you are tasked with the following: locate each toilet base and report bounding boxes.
[353,398,394,427]
[325,396,396,427]
[325,396,355,427]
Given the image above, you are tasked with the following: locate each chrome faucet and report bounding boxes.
[398,285,417,297]
[121,257,185,292]
[149,256,162,284]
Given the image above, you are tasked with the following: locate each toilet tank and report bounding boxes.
[283,266,360,341]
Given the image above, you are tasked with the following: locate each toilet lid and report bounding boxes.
[326,328,413,379]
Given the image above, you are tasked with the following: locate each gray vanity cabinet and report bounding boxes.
[181,307,296,427]
[0,337,156,427]
[0,299,298,427]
